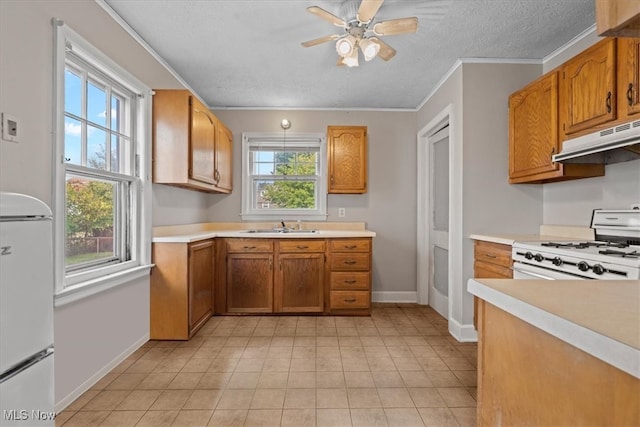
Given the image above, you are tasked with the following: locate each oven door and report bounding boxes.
[512,262,589,280]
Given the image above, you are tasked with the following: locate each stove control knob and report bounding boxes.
[534,253,544,262]
[578,261,590,272]
[552,257,563,266]
[592,264,605,275]
[525,251,534,260]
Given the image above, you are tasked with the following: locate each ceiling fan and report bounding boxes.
[301,0,418,67]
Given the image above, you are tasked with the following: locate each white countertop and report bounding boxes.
[468,278,640,379]
[470,225,595,246]
[152,222,376,243]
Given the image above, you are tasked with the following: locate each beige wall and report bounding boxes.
[0,0,183,409]
[210,109,419,297]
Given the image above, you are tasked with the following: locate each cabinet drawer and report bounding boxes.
[474,261,512,278]
[330,291,370,309]
[330,272,370,290]
[278,240,325,253]
[474,240,512,267]
[330,253,370,271]
[226,238,273,253]
[329,239,371,252]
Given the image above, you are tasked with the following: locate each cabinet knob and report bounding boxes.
[606,91,612,113]
[628,83,634,107]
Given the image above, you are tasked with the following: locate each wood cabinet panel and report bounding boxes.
[226,238,273,253]
[596,0,640,37]
[327,126,367,194]
[330,272,371,290]
[226,253,273,313]
[188,240,214,331]
[330,290,370,309]
[329,239,371,252]
[561,38,617,135]
[278,240,326,253]
[330,253,370,271]
[618,38,640,118]
[215,121,233,192]
[276,253,324,313]
[474,240,513,268]
[190,98,216,184]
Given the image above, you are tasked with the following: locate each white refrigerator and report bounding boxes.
[0,192,55,426]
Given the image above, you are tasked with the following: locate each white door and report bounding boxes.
[428,126,449,318]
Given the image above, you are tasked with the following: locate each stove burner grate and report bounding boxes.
[598,249,639,258]
[540,241,630,249]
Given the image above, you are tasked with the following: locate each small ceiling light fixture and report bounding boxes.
[343,48,359,67]
[359,37,380,61]
[335,35,357,57]
[280,119,291,130]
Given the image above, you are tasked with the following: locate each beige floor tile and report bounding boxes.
[150,389,193,411]
[378,387,415,408]
[63,410,110,426]
[284,388,316,408]
[266,346,292,358]
[136,410,179,426]
[417,357,449,371]
[217,347,245,359]
[437,387,476,408]
[274,326,296,336]
[99,410,145,426]
[183,389,223,410]
[408,388,446,408]
[262,358,291,372]
[418,407,459,427]
[452,371,477,388]
[317,408,352,427]
[181,358,213,373]
[450,407,477,427]
[105,373,147,390]
[393,357,422,371]
[442,357,475,371]
[207,409,247,426]
[368,357,397,372]
[347,388,382,408]
[315,346,339,359]
[250,388,285,409]
[137,372,177,390]
[372,371,405,388]
[350,408,389,427]
[65,390,100,411]
[227,372,260,389]
[342,357,370,372]
[409,346,438,358]
[290,357,316,372]
[125,358,161,374]
[84,390,131,410]
[317,388,348,408]
[316,357,343,372]
[171,410,213,426]
[425,371,462,387]
[197,372,232,389]
[155,357,190,373]
[216,389,255,410]
[316,327,338,337]
[364,346,390,357]
[243,409,282,427]
[257,372,289,389]
[116,390,161,410]
[167,372,204,390]
[338,336,361,347]
[399,371,433,388]
[344,371,375,388]
[207,357,238,373]
[340,347,365,359]
[384,408,425,427]
[281,408,316,427]
[234,358,265,372]
[91,373,119,390]
[316,371,345,388]
[287,371,316,388]
[386,346,414,359]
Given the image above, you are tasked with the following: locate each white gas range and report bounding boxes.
[512,210,640,280]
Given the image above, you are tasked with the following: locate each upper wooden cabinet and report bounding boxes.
[509,72,604,183]
[152,89,232,193]
[561,38,617,136]
[618,38,640,118]
[327,126,367,194]
[596,0,640,37]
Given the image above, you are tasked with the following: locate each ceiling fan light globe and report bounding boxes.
[336,35,356,57]
[360,38,380,61]
[344,49,359,67]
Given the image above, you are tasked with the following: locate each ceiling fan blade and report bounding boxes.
[373,17,418,36]
[357,0,384,23]
[307,6,347,28]
[375,38,396,61]
[301,34,340,48]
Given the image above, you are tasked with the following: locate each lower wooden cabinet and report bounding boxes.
[226,253,273,313]
[473,240,513,329]
[328,239,372,315]
[151,239,214,340]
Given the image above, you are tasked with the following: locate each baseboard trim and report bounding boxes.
[55,333,149,412]
[371,291,418,303]
[448,318,478,342]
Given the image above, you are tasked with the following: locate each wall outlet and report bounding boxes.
[632,203,640,210]
[1,113,19,143]
[338,207,346,218]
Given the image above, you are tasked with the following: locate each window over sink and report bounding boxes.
[241,132,327,221]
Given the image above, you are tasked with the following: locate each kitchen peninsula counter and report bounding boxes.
[468,278,640,426]
[470,224,594,246]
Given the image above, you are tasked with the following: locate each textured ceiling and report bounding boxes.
[104,0,595,110]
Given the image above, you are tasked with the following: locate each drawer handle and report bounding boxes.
[344,298,357,303]
[628,83,634,107]
[606,91,612,113]
[344,260,357,265]
[296,245,309,249]
[484,253,497,259]
[244,246,257,250]
[344,279,357,284]
[344,245,358,249]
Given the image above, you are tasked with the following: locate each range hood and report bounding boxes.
[553,119,640,164]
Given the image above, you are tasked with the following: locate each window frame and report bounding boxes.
[241,132,327,221]
[52,20,152,306]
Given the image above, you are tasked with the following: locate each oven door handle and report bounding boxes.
[512,266,554,280]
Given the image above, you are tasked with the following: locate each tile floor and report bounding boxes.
[56,304,477,427]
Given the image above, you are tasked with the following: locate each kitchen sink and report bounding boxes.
[243,229,319,234]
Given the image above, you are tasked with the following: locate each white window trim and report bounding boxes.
[52,19,152,306]
[241,132,327,221]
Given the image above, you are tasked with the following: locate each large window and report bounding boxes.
[53,21,151,302]
[242,133,327,220]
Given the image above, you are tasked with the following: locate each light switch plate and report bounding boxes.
[1,113,19,143]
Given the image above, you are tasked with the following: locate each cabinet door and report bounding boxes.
[276,253,324,313]
[188,240,214,331]
[227,253,273,313]
[618,38,640,118]
[215,122,233,192]
[327,126,367,194]
[190,97,216,184]
[561,38,616,135]
[509,72,559,181]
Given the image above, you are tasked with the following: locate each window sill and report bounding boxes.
[241,213,328,221]
[54,264,153,307]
